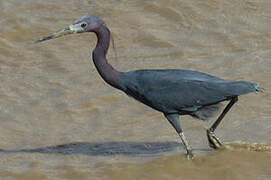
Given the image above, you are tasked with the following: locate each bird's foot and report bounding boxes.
[186,149,194,160]
[207,129,224,149]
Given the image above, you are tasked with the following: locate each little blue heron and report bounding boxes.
[36,14,261,159]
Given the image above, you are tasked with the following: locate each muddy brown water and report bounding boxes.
[1,0,271,179]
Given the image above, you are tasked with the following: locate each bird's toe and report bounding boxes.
[186,149,194,160]
[207,129,224,149]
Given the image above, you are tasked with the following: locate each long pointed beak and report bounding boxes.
[35,27,75,43]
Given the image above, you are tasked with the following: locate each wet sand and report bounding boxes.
[0,0,271,179]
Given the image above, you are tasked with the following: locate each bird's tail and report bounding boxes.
[221,81,260,96]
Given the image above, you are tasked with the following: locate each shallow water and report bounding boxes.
[0,0,271,179]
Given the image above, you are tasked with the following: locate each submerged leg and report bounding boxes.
[164,113,193,160]
[207,96,238,149]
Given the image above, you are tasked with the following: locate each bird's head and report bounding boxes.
[35,14,105,43]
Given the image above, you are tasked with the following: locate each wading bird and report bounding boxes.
[36,14,260,159]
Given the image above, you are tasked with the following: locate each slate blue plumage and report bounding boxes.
[122,69,258,117]
[36,14,260,159]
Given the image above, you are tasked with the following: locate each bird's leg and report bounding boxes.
[207,96,238,149]
[164,113,193,160]
[207,129,223,149]
[179,132,193,159]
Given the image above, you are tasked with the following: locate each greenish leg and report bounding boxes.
[207,97,238,149]
[164,113,194,160]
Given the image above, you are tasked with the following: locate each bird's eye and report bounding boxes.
[81,23,87,28]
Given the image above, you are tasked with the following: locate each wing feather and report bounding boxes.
[122,69,257,114]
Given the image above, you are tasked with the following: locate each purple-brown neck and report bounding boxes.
[92,24,123,90]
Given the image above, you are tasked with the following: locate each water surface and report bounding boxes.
[0,0,271,179]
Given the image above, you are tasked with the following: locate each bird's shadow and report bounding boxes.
[0,142,185,157]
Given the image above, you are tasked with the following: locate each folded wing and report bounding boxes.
[122,69,258,114]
